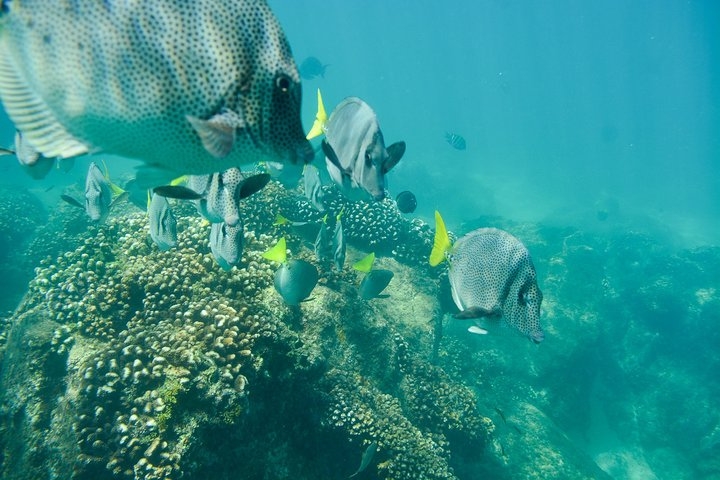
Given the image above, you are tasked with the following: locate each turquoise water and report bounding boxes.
[0,2,718,479]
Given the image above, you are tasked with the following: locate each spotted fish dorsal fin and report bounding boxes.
[0,43,89,159]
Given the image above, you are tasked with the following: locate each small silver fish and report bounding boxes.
[321,97,405,201]
[1,130,55,179]
[349,441,378,478]
[0,0,313,185]
[303,164,325,212]
[332,215,346,271]
[148,193,177,251]
[85,162,114,223]
[210,221,244,271]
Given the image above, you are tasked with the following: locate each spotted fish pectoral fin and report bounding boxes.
[238,173,271,200]
[0,44,89,159]
[382,141,406,174]
[468,326,489,335]
[152,185,204,200]
[186,110,244,158]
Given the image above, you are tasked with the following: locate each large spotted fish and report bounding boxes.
[0,0,313,186]
[306,90,405,201]
[430,211,544,343]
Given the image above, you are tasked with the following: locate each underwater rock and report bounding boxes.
[0,178,682,480]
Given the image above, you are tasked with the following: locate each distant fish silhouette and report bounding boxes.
[445,132,466,150]
[299,56,329,79]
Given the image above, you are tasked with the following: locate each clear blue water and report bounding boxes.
[0,2,718,479]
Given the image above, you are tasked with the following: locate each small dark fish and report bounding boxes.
[153,185,203,200]
[494,407,507,424]
[60,194,83,209]
[299,56,329,80]
[395,190,417,214]
[349,441,378,478]
[445,132,466,150]
[274,259,319,306]
[264,237,319,305]
[43,185,55,192]
[359,269,394,300]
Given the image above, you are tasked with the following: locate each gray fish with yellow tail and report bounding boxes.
[353,253,393,300]
[430,211,544,343]
[0,0,313,186]
[210,221,244,271]
[148,193,177,251]
[263,237,318,306]
[307,90,405,201]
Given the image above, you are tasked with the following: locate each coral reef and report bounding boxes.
[4,179,707,479]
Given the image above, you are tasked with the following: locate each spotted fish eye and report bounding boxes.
[275,74,291,93]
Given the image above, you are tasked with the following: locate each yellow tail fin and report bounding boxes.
[353,252,375,273]
[274,213,289,226]
[429,211,451,266]
[170,175,188,186]
[263,237,287,263]
[101,159,126,196]
[306,89,327,140]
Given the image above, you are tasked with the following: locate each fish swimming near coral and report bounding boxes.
[0,0,313,186]
[61,161,124,222]
[303,164,326,211]
[307,90,405,201]
[210,221,244,271]
[263,237,319,305]
[1,131,55,179]
[349,441,378,478]
[430,211,544,343]
[395,190,417,214]
[333,211,346,271]
[148,193,177,251]
[314,214,332,263]
[299,56,330,80]
[445,132,466,150]
[353,253,393,300]
[154,170,270,226]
